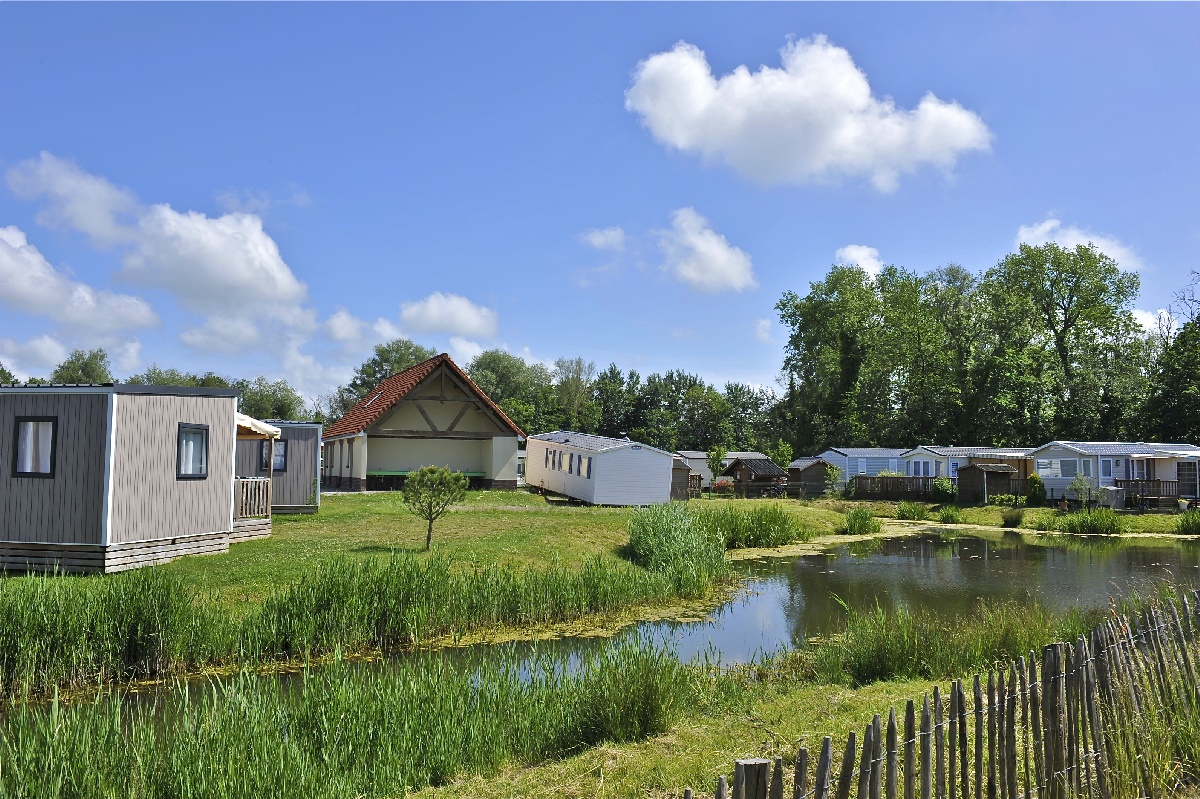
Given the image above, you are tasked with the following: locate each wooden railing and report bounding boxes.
[1115,478,1179,497]
[853,475,956,500]
[235,477,272,518]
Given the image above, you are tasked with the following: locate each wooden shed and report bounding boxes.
[720,457,787,498]
[787,457,835,498]
[670,455,693,502]
[0,384,279,573]
[236,420,322,513]
[956,463,1016,504]
[526,431,675,506]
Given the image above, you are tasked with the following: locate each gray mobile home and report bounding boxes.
[0,384,279,573]
[236,420,322,513]
[527,431,675,506]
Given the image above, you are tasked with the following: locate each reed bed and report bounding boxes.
[842,507,881,535]
[0,546,731,695]
[1053,507,1124,535]
[0,640,690,798]
[895,501,928,521]
[1177,509,1200,535]
[694,503,810,549]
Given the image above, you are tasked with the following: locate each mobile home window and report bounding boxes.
[177,424,209,480]
[586,457,593,479]
[1060,460,1077,478]
[260,439,288,472]
[569,453,575,474]
[1080,459,1092,478]
[545,448,550,468]
[1101,459,1113,478]
[13,417,56,478]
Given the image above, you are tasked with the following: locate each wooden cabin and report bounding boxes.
[526,431,675,505]
[956,463,1017,504]
[322,353,524,491]
[787,457,835,498]
[0,384,279,573]
[236,420,322,513]
[720,456,787,498]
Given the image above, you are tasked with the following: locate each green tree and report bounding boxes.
[127,364,231,388]
[593,364,635,438]
[467,349,558,434]
[723,382,777,451]
[1145,319,1200,442]
[706,446,727,488]
[233,376,306,420]
[767,440,794,470]
[553,357,598,432]
[332,338,437,418]
[0,360,13,384]
[401,465,469,550]
[675,385,733,451]
[50,348,114,384]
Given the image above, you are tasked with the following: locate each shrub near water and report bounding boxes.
[896,501,928,521]
[1176,510,1200,535]
[695,503,808,549]
[1000,507,1026,528]
[0,640,690,798]
[1054,508,1123,535]
[936,506,964,524]
[843,507,880,535]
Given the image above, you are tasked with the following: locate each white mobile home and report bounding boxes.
[901,446,1032,479]
[1027,441,1200,499]
[527,431,674,506]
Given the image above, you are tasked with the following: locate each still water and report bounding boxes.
[514,532,1200,666]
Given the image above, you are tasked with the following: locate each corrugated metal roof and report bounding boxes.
[824,447,908,458]
[788,457,830,470]
[530,431,672,456]
[722,457,787,478]
[906,445,1033,458]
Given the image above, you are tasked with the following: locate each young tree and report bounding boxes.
[706,446,727,488]
[767,440,794,470]
[0,360,13,384]
[50,348,114,384]
[401,466,469,550]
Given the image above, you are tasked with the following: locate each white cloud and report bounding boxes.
[1133,308,1174,335]
[0,334,68,378]
[580,226,627,252]
[658,207,756,292]
[448,336,484,364]
[324,307,364,342]
[400,292,499,338]
[754,318,773,343]
[835,244,884,278]
[7,152,310,340]
[625,36,991,191]
[1015,218,1144,271]
[180,317,261,353]
[111,339,143,373]
[0,225,158,334]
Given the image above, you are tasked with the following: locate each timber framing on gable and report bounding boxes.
[366,363,511,440]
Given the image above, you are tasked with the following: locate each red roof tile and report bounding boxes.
[322,353,525,440]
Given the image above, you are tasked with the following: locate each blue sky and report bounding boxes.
[1,3,1197,398]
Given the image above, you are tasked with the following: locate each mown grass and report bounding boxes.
[0,640,691,798]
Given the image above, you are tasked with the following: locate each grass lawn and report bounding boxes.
[158,491,849,613]
[414,674,930,799]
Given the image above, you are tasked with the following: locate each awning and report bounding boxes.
[236,413,281,440]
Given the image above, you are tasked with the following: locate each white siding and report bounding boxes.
[526,438,672,505]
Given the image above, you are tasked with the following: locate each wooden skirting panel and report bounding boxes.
[230,517,272,543]
[271,505,318,515]
[0,528,258,574]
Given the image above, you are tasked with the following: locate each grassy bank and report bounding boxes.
[0,597,1130,799]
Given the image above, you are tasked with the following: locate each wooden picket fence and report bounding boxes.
[683,593,1200,799]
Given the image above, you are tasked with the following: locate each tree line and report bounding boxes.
[6,243,1197,457]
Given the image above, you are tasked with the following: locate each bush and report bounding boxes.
[1000,507,1025,528]
[710,478,734,496]
[931,477,958,504]
[937,506,964,524]
[1026,473,1047,507]
[896,501,928,521]
[1054,508,1123,535]
[695,503,807,549]
[843,507,880,535]
[1176,510,1200,536]
[988,494,1026,507]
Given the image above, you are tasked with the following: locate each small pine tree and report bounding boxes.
[1026,473,1047,507]
[401,466,469,550]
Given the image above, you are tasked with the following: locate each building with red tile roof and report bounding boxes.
[322,353,525,491]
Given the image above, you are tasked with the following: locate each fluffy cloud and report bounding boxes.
[7,152,309,328]
[835,244,884,278]
[625,36,991,191]
[0,334,68,378]
[449,336,484,364]
[754,318,773,343]
[1016,218,1144,271]
[0,226,158,333]
[658,208,756,292]
[400,292,499,338]
[580,226,627,252]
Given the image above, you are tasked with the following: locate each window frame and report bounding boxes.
[12,416,57,479]
[176,423,210,481]
[260,439,288,472]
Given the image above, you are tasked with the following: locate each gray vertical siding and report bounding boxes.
[235,423,321,509]
[109,394,236,544]
[0,393,107,544]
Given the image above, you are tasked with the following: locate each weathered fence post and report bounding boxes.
[906,700,917,799]
[974,676,984,799]
[949,683,958,799]
[772,756,785,799]
[795,745,810,799]
[836,733,857,799]
[816,736,833,799]
[738,758,772,799]
[935,686,946,799]
[887,709,899,799]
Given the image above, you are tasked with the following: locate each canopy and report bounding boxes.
[235,413,281,440]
